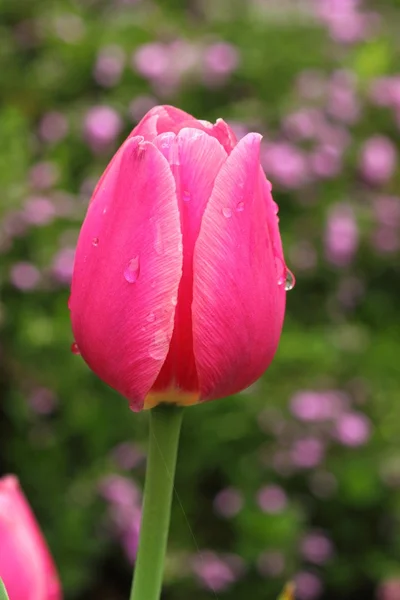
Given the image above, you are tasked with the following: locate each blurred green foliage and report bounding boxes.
[1,0,400,599]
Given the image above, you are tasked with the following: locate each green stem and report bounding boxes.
[0,579,10,600]
[130,405,183,600]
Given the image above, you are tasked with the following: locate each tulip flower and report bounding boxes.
[70,105,291,411]
[0,476,61,600]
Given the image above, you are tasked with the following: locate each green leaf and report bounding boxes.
[0,579,10,600]
[278,583,295,600]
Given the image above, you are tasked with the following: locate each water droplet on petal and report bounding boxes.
[103,207,108,215]
[272,200,279,214]
[222,207,232,218]
[146,312,156,323]
[284,268,296,291]
[183,190,191,202]
[71,342,80,355]
[67,295,72,310]
[124,256,140,283]
[92,237,99,247]
[171,296,178,307]
[236,201,245,212]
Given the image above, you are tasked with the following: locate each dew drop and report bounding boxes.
[284,268,296,291]
[92,237,99,247]
[146,312,156,323]
[103,207,108,215]
[236,201,245,212]
[183,190,191,202]
[171,296,178,307]
[71,342,80,355]
[222,207,232,218]
[124,256,140,283]
[272,200,279,215]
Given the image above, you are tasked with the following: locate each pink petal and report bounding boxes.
[151,128,227,393]
[193,133,286,401]
[131,105,199,140]
[70,136,182,411]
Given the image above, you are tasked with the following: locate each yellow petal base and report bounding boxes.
[144,388,200,410]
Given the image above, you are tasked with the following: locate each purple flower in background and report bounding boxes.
[301,531,334,564]
[10,262,41,291]
[257,551,285,577]
[52,247,75,284]
[94,45,125,87]
[373,196,400,227]
[129,95,158,122]
[372,227,400,254]
[192,552,245,592]
[326,70,361,124]
[29,162,60,190]
[292,438,325,469]
[38,111,69,144]
[214,487,244,518]
[290,390,345,422]
[369,76,400,108]
[377,578,400,600]
[283,109,322,141]
[325,204,359,267]
[84,105,123,153]
[28,388,58,415]
[257,484,287,513]
[111,443,145,470]
[262,142,308,189]
[24,196,56,226]
[295,70,326,100]
[335,412,371,446]
[309,144,342,179]
[295,571,323,600]
[133,43,170,79]
[315,0,377,44]
[202,42,240,84]
[359,136,397,185]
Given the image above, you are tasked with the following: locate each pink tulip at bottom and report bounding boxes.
[70,105,290,411]
[0,476,62,600]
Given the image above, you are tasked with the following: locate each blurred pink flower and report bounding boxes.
[369,76,400,108]
[214,487,244,518]
[202,42,240,83]
[24,196,56,226]
[111,442,145,470]
[372,196,400,227]
[325,204,359,266]
[52,247,75,284]
[335,412,371,446]
[359,136,397,185]
[29,162,60,190]
[292,438,325,469]
[377,578,400,600]
[371,227,400,254]
[262,142,308,188]
[84,105,123,152]
[257,484,287,513]
[309,144,342,179]
[38,111,69,144]
[94,45,125,87]
[301,531,334,564]
[295,571,323,600]
[192,552,245,592]
[28,388,58,415]
[10,262,40,291]
[290,390,345,422]
[129,95,158,122]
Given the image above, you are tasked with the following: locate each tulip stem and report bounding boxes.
[130,405,183,600]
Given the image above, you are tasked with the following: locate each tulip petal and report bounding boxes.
[70,137,182,410]
[193,133,286,400]
[151,128,228,394]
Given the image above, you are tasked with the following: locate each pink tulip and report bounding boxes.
[70,105,289,411]
[0,476,61,600]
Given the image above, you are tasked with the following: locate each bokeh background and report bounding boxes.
[1,0,400,598]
